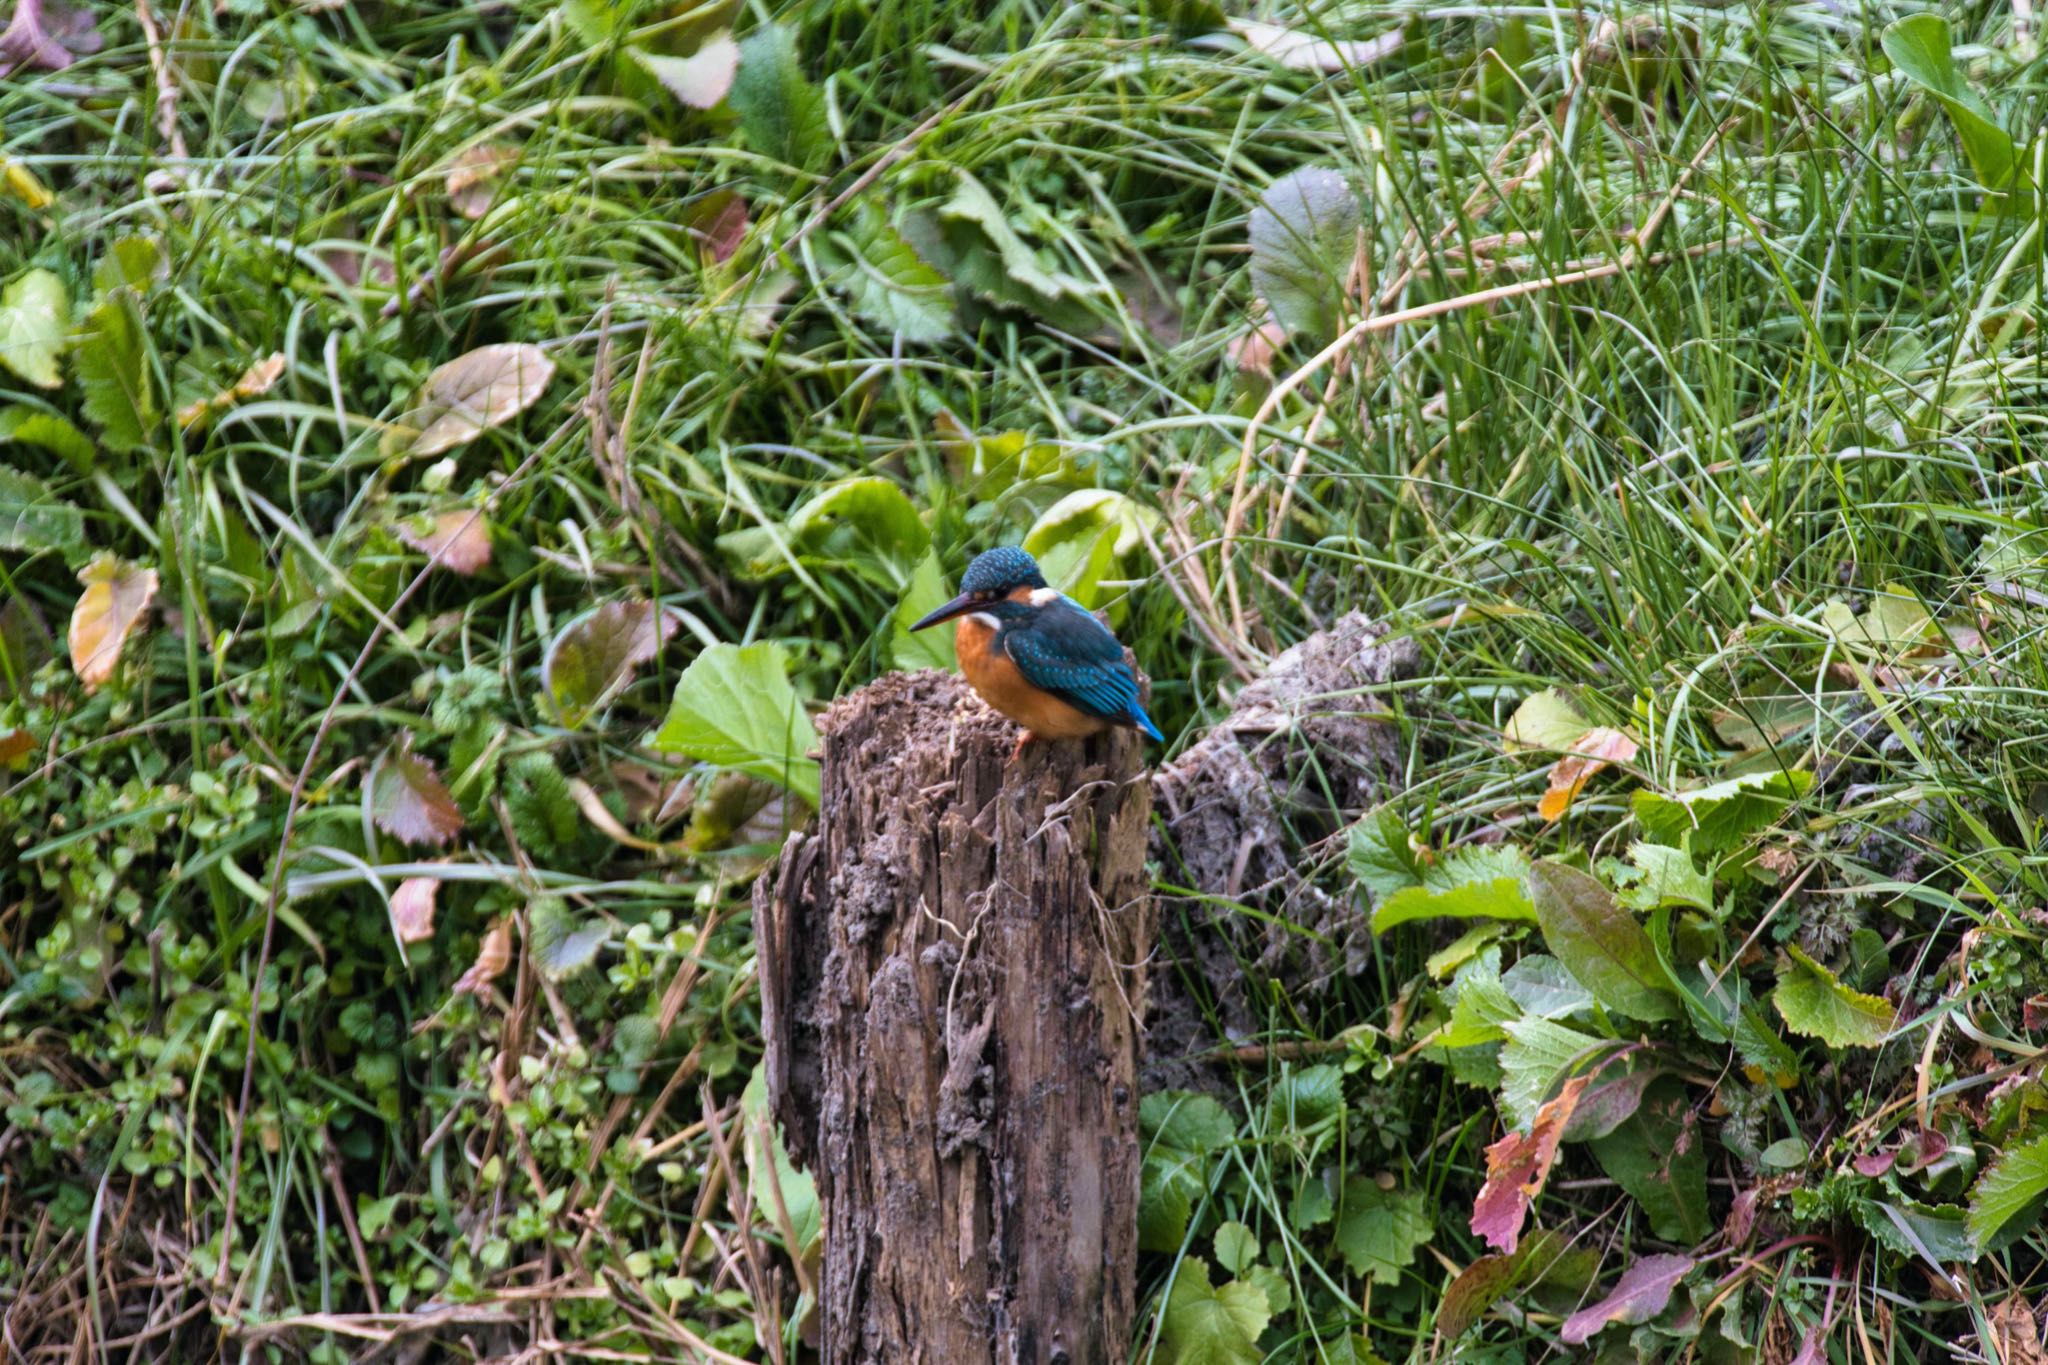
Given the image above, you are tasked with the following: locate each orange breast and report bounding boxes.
[955,616,1109,740]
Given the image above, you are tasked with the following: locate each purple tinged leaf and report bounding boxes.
[1559,1253,1697,1345]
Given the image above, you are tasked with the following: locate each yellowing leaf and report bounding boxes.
[1471,1075,1586,1253]
[0,267,70,389]
[544,599,677,727]
[2,158,52,210]
[397,508,493,576]
[1504,688,1590,751]
[67,556,158,691]
[1538,726,1639,822]
[390,876,439,944]
[382,343,556,458]
[368,741,464,847]
[176,352,287,428]
[1819,585,1936,659]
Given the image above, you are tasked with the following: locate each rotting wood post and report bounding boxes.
[756,669,1155,1364]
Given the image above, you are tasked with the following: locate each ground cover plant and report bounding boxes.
[3,0,2048,1359]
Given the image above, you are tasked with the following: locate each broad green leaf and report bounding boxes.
[544,600,676,728]
[1143,1090,1238,1155]
[890,551,959,671]
[1371,845,1535,933]
[730,26,830,170]
[1264,1063,1344,1132]
[1333,1179,1430,1285]
[1022,488,1158,608]
[0,406,94,473]
[648,642,820,805]
[0,467,82,555]
[1612,841,1715,914]
[742,1065,821,1257]
[1500,955,1594,1019]
[1161,1258,1271,1365]
[93,237,167,296]
[1498,1017,1606,1128]
[1774,944,1897,1048]
[1632,769,1812,854]
[1967,1131,2048,1251]
[529,897,607,981]
[828,203,954,343]
[1140,1091,1234,1252]
[1213,1221,1258,1276]
[1348,806,1425,900]
[942,171,1098,306]
[1439,951,1520,1048]
[1527,861,1680,1021]
[718,476,929,587]
[1502,687,1590,751]
[382,343,556,459]
[1588,1078,1708,1243]
[1857,1198,1974,1266]
[1247,166,1360,341]
[1881,16,2020,192]
[74,288,154,453]
[0,268,69,388]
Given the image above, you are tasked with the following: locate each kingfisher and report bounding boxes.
[910,546,1164,760]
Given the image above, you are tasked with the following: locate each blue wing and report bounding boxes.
[1002,601,1164,742]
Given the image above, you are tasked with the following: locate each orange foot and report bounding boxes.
[1008,729,1039,763]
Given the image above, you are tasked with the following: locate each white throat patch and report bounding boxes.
[1027,587,1060,606]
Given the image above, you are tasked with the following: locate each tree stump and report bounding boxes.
[756,669,1154,1364]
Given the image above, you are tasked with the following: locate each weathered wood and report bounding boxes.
[757,669,1154,1365]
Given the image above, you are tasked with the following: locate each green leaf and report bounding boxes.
[93,237,167,296]
[1265,1064,1344,1131]
[1612,841,1714,914]
[1348,806,1426,900]
[1161,1258,1271,1365]
[1021,488,1159,608]
[0,406,95,473]
[1967,1130,2048,1251]
[0,467,83,555]
[0,268,70,389]
[1587,1077,1709,1243]
[1857,1198,1974,1266]
[1438,951,1520,1049]
[890,551,959,672]
[530,897,608,981]
[828,203,954,343]
[1502,687,1591,751]
[1247,166,1361,341]
[73,288,154,453]
[1333,1179,1430,1285]
[1143,1090,1237,1155]
[717,476,929,586]
[1774,944,1897,1048]
[730,26,829,170]
[1141,1152,1202,1252]
[941,171,1100,306]
[742,1064,822,1257]
[1881,16,2020,192]
[1500,955,1594,1019]
[1371,846,1535,933]
[1818,583,1934,659]
[1498,1017,1605,1128]
[1631,769,1812,854]
[1527,861,1680,1021]
[649,642,820,805]
[1213,1221,1258,1276]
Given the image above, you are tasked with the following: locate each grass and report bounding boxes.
[3,0,2048,1359]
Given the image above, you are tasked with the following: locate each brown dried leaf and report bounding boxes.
[0,727,30,763]
[1471,1075,1586,1254]
[1991,1297,2048,1365]
[382,343,556,459]
[1538,725,1638,822]
[391,876,439,944]
[368,742,464,847]
[397,508,493,576]
[67,556,158,691]
[176,352,287,428]
[453,917,512,995]
[444,142,519,219]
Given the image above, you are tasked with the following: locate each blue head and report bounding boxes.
[910,547,1047,631]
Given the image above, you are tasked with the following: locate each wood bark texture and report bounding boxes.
[757,668,1154,1365]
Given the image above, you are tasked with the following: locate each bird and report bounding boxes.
[910,546,1164,761]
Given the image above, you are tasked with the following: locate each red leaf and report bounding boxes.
[1853,1151,1896,1178]
[686,190,749,264]
[2025,994,2048,1033]
[1472,1075,1587,1254]
[368,742,464,847]
[1559,1253,1696,1345]
[453,917,512,995]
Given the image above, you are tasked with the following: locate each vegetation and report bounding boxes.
[3,0,2048,1359]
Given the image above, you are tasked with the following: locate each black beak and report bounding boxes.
[909,592,978,632]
